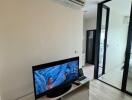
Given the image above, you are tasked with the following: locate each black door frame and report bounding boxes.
[94,0,111,79]
[121,3,132,95]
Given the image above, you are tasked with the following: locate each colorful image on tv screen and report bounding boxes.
[34,60,79,95]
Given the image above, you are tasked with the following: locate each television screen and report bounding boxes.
[32,57,79,98]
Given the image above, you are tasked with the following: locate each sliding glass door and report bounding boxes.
[94,1,110,79]
[95,0,132,96]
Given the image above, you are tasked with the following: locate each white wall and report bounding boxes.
[83,17,97,37]
[105,10,128,73]
[0,28,4,100]
[0,0,83,100]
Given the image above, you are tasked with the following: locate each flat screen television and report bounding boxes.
[32,57,79,99]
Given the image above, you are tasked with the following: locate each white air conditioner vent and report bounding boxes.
[54,0,85,9]
[68,0,85,6]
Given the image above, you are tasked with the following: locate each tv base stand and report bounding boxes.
[38,78,89,100]
[18,78,90,100]
[46,84,72,98]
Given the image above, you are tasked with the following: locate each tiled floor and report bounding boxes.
[83,64,132,94]
[82,64,94,80]
[89,80,132,100]
[126,77,132,93]
[99,67,123,89]
[99,67,132,93]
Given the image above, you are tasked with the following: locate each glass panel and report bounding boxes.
[98,7,107,76]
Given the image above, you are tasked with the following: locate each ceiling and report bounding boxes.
[82,0,104,19]
[83,0,132,19]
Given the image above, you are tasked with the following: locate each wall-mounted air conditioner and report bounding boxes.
[57,0,85,7]
[68,0,85,6]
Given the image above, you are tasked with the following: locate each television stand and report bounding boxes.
[17,78,90,100]
[37,78,89,100]
[46,84,72,98]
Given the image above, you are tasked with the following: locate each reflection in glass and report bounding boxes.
[98,7,107,76]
